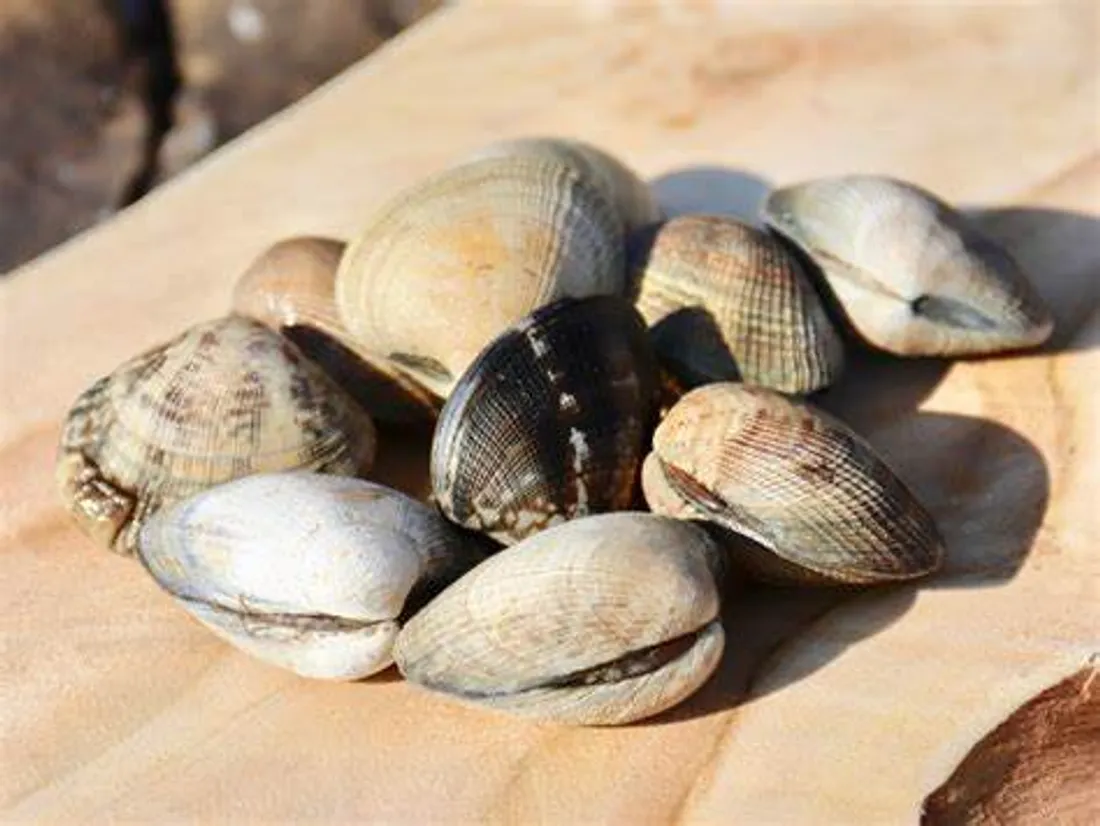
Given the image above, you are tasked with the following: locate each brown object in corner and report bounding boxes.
[923,666,1100,825]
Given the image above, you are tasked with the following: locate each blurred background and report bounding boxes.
[0,0,442,274]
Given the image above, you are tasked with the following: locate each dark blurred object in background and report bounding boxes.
[0,0,440,275]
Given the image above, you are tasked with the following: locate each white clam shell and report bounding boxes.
[393,512,725,725]
[138,471,481,679]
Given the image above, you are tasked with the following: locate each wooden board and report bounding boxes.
[2,3,1098,822]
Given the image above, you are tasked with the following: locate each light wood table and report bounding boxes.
[2,3,1098,822]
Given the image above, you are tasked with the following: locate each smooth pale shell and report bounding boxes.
[231,236,440,424]
[431,296,659,545]
[763,175,1053,356]
[629,215,845,393]
[138,472,482,680]
[468,136,661,234]
[335,155,625,397]
[57,315,376,555]
[393,512,724,726]
[645,383,944,585]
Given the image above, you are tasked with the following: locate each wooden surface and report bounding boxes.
[2,3,1099,822]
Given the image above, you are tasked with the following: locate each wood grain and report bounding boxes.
[2,3,1098,822]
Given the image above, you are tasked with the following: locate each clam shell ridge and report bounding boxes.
[231,236,440,424]
[629,215,845,393]
[645,383,944,585]
[763,175,1053,356]
[431,296,660,545]
[468,136,662,234]
[335,155,625,397]
[393,512,724,725]
[138,472,483,680]
[56,315,377,555]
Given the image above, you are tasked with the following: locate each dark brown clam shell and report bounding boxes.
[430,296,660,545]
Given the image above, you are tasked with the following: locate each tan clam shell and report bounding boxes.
[468,136,662,234]
[393,512,724,726]
[57,315,376,555]
[763,175,1054,356]
[334,155,625,397]
[644,383,944,585]
[629,215,845,394]
[231,236,440,424]
[138,472,483,680]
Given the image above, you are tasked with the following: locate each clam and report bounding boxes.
[393,512,724,725]
[139,472,483,680]
[763,175,1053,356]
[57,315,376,556]
[468,136,661,234]
[431,296,659,545]
[643,383,944,585]
[335,154,625,397]
[628,215,845,393]
[231,236,440,424]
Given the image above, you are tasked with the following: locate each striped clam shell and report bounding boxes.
[393,512,724,726]
[763,175,1053,356]
[468,136,662,235]
[643,383,944,585]
[335,155,625,398]
[56,315,376,555]
[431,296,659,545]
[629,215,845,393]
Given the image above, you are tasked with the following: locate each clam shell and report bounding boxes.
[139,472,482,680]
[644,383,944,585]
[763,175,1053,356]
[393,512,724,725]
[57,315,376,555]
[431,296,659,545]
[468,136,661,234]
[629,215,845,393]
[335,155,625,397]
[231,236,440,424]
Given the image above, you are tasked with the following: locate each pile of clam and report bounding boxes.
[57,138,1052,725]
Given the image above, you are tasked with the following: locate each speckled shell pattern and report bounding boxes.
[393,512,724,725]
[56,315,376,555]
[644,383,944,585]
[468,136,663,234]
[431,296,660,545]
[629,215,845,393]
[334,155,626,397]
[231,236,440,424]
[139,472,483,680]
[764,175,1054,356]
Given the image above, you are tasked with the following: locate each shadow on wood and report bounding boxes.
[648,410,1048,724]
[649,166,774,224]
